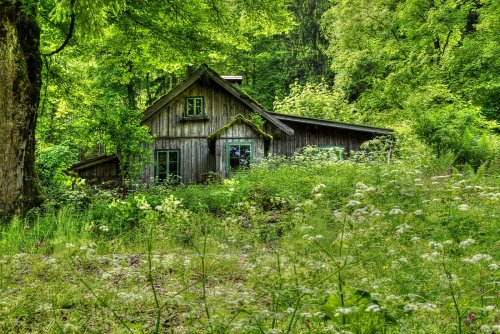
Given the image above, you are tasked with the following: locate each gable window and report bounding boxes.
[156,149,180,181]
[185,97,204,117]
[226,143,252,175]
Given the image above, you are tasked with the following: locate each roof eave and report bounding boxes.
[271,113,393,135]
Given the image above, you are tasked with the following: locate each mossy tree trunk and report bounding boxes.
[0,1,42,219]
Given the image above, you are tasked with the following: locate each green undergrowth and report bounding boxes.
[0,153,499,333]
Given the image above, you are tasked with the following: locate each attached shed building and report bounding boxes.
[69,65,392,184]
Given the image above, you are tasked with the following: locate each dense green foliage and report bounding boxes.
[1,153,499,332]
[2,0,499,331]
[35,0,499,174]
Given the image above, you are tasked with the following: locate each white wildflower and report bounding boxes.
[312,184,326,193]
[389,207,404,215]
[410,236,420,243]
[99,225,109,232]
[353,192,365,199]
[346,200,361,207]
[395,223,411,237]
[136,197,151,210]
[365,304,382,313]
[414,209,423,216]
[404,302,436,312]
[334,307,357,316]
[459,238,475,248]
[299,312,312,319]
[483,305,495,312]
[463,254,493,264]
[489,263,498,270]
[428,241,443,250]
[421,253,440,262]
[458,204,469,211]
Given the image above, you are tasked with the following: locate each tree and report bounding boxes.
[320,0,499,165]
[0,1,42,219]
[1,0,292,219]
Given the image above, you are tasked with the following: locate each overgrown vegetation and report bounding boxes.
[1,150,498,333]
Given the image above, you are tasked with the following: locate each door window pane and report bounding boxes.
[228,144,252,174]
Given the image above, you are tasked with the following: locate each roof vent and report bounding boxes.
[221,75,243,86]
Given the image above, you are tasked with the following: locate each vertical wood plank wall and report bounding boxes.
[143,79,258,183]
[143,78,379,184]
[265,120,374,157]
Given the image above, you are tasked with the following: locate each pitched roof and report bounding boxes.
[142,65,295,136]
[269,112,393,135]
[67,154,119,172]
[207,114,273,141]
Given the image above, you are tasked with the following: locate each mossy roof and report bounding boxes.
[207,114,273,141]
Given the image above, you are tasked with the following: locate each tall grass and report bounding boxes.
[0,152,498,332]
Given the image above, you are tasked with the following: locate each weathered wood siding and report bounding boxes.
[77,160,121,186]
[143,77,380,183]
[143,78,258,183]
[141,138,211,184]
[265,120,374,157]
[144,79,255,139]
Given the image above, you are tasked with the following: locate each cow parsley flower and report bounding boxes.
[312,184,326,193]
[428,241,443,250]
[365,304,382,313]
[410,236,420,243]
[458,204,470,211]
[463,254,493,264]
[346,200,361,207]
[459,239,475,248]
[389,207,404,215]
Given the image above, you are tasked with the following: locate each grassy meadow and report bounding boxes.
[0,150,499,333]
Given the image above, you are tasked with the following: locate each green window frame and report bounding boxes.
[318,146,345,160]
[185,97,204,117]
[226,142,253,176]
[155,149,180,182]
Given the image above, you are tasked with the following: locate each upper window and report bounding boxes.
[185,97,204,117]
[156,149,180,182]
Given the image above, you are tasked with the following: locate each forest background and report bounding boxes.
[31,0,499,193]
[0,1,499,332]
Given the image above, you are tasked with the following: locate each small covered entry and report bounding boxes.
[208,114,272,177]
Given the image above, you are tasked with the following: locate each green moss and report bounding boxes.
[207,114,273,141]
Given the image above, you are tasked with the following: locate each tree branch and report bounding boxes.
[41,0,76,57]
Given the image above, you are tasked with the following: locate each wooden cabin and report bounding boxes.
[69,65,392,184]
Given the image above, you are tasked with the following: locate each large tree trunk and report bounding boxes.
[0,1,42,219]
